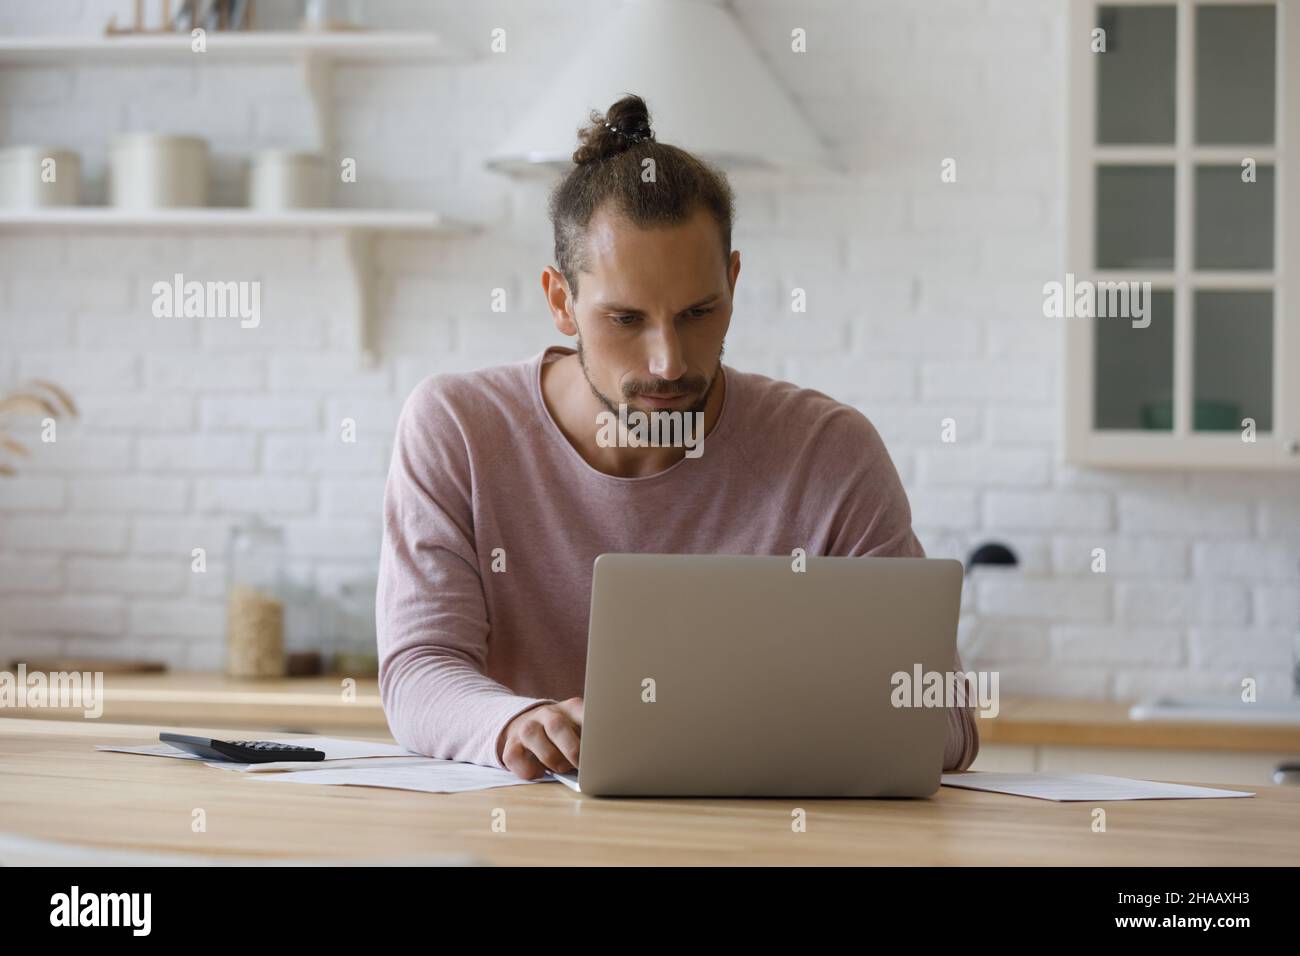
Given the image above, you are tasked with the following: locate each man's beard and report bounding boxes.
[575,337,725,418]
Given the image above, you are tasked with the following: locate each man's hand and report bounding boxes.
[499,697,584,780]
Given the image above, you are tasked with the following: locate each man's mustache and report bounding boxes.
[625,378,706,398]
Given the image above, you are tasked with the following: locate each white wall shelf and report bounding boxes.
[0,30,480,368]
[0,208,479,368]
[0,208,473,232]
[0,31,469,63]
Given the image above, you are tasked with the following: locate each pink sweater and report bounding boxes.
[376,346,979,773]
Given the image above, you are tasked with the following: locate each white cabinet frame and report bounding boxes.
[1064,0,1300,469]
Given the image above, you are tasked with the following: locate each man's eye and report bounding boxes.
[608,308,712,325]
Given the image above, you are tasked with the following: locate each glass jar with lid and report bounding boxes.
[225,515,288,678]
[332,575,379,677]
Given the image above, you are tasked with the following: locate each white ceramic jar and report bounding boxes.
[248,150,326,210]
[0,146,81,207]
[109,133,209,208]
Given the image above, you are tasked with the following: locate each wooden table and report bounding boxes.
[2,717,1297,865]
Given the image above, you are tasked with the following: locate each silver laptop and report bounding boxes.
[551,553,964,797]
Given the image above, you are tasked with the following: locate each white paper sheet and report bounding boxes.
[250,761,550,794]
[549,770,581,793]
[96,743,208,760]
[210,756,438,773]
[97,735,553,794]
[941,771,1255,801]
[95,736,415,763]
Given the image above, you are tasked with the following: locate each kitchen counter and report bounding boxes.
[2,672,1297,755]
[979,696,1300,754]
[0,670,391,737]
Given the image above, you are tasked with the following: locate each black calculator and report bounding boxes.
[159,733,326,763]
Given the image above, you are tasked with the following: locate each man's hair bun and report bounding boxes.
[572,93,655,166]
[549,91,734,301]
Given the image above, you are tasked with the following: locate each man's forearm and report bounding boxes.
[379,648,556,769]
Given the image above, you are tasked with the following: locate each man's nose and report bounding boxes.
[646,321,687,382]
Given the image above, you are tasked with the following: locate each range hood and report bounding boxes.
[484,0,830,175]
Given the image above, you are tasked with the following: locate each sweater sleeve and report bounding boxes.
[871,533,981,773]
[822,406,981,773]
[375,377,556,769]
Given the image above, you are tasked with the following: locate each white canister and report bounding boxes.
[0,146,81,208]
[248,150,327,210]
[109,133,209,208]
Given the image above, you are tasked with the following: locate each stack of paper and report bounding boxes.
[97,736,548,794]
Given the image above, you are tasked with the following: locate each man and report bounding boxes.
[376,95,979,781]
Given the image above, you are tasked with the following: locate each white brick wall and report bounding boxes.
[0,0,1296,699]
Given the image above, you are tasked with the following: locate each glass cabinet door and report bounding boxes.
[1192,290,1273,432]
[1096,5,1177,144]
[1073,1,1287,463]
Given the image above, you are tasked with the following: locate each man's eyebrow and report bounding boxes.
[595,294,721,315]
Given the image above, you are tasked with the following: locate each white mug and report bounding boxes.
[248,150,327,210]
[109,134,209,208]
[0,146,80,208]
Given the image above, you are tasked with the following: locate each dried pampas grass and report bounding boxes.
[0,379,78,477]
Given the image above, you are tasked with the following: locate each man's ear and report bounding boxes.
[728,250,741,296]
[542,266,579,337]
